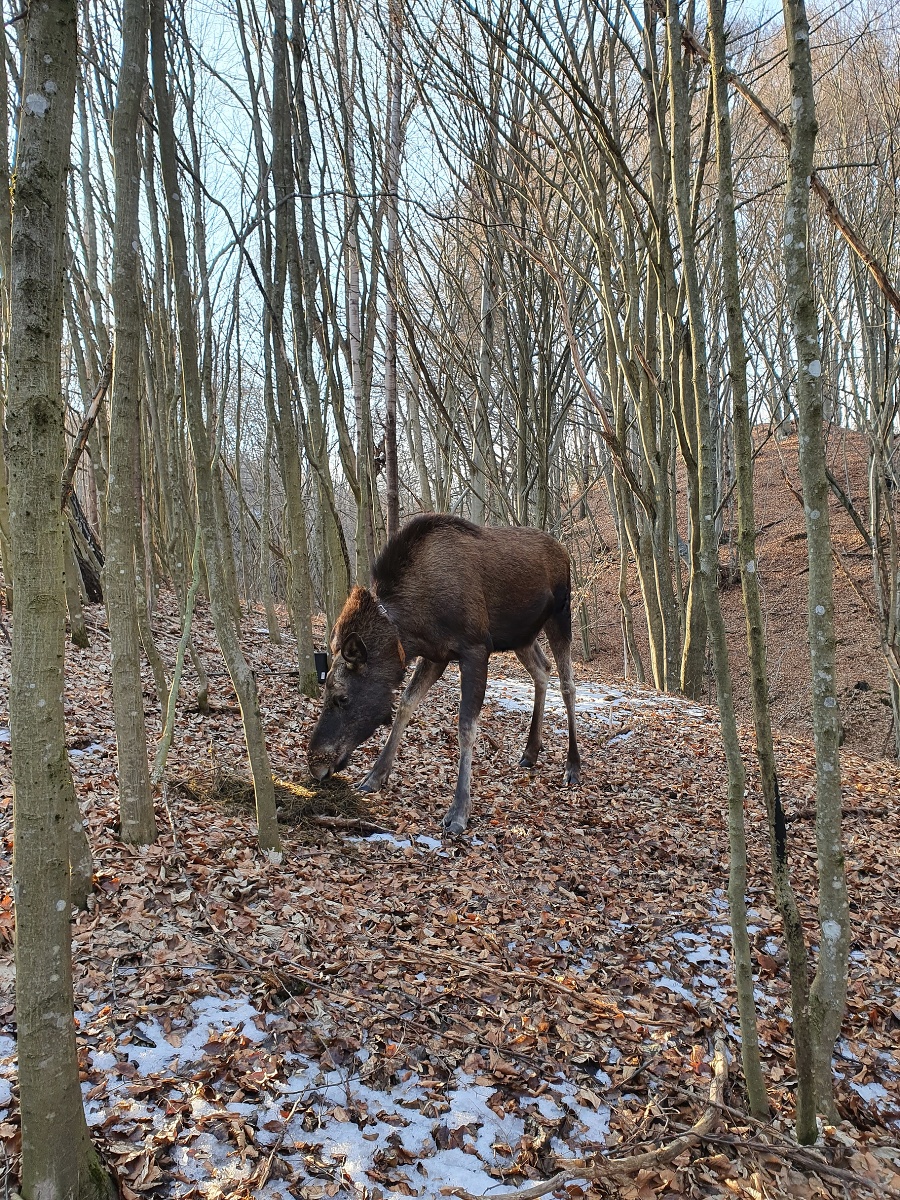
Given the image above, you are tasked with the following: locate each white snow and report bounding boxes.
[355,831,447,855]
[24,92,49,117]
[63,992,614,1197]
[486,678,706,722]
[68,742,106,759]
[849,1080,889,1106]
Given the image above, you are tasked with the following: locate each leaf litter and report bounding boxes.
[0,595,898,1199]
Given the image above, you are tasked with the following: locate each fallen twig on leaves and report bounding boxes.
[693,1130,900,1199]
[394,946,619,1015]
[449,1037,728,1200]
[309,814,394,835]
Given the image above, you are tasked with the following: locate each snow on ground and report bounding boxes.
[485,677,707,726]
[0,994,613,1197]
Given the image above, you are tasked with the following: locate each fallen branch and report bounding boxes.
[309,814,395,835]
[395,946,619,1016]
[449,1038,728,1200]
[693,1130,900,1200]
[60,351,113,510]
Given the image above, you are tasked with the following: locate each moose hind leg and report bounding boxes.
[359,657,448,793]
[545,619,581,786]
[515,641,551,768]
[442,648,489,834]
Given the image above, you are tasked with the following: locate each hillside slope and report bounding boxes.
[578,428,891,760]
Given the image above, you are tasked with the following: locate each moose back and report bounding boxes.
[307,514,581,832]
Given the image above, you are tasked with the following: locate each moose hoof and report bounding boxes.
[564,764,581,787]
[441,813,467,835]
[518,754,537,770]
[357,772,385,794]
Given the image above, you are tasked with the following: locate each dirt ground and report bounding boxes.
[575,428,893,761]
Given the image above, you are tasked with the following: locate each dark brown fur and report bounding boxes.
[307,514,581,832]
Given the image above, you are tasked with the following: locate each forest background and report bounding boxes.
[2,0,900,1195]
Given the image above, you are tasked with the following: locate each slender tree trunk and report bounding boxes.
[706,0,816,1124]
[472,250,494,526]
[269,0,318,695]
[151,0,280,852]
[782,0,849,1121]
[667,0,767,1120]
[63,527,90,649]
[260,396,283,646]
[407,366,433,511]
[288,10,352,618]
[0,21,12,609]
[383,0,403,537]
[107,0,156,845]
[8,0,117,1192]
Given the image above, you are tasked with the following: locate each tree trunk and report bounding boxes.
[151,0,280,853]
[8,0,117,1191]
[107,0,156,845]
[667,0,767,1121]
[269,0,319,695]
[0,21,12,610]
[63,526,90,649]
[382,0,403,537]
[260,416,282,645]
[782,0,849,1121]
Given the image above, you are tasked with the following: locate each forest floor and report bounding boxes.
[579,428,893,761]
[0,562,899,1198]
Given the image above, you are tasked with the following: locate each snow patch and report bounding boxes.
[25,92,50,116]
[68,992,615,1197]
[486,678,706,722]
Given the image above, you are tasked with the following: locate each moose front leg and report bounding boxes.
[359,657,448,793]
[442,648,489,834]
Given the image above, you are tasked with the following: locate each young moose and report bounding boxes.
[307,514,581,832]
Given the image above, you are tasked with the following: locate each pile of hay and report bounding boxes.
[181,770,365,829]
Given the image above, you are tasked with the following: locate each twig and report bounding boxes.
[309,815,394,835]
[251,1090,308,1191]
[690,1130,900,1199]
[393,946,618,1015]
[449,1039,728,1199]
[60,351,113,510]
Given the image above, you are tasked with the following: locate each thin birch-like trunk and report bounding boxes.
[782,0,849,1121]
[666,1,767,1118]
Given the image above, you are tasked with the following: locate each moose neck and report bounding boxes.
[373,592,407,679]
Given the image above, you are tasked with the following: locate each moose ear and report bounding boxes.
[341,632,368,670]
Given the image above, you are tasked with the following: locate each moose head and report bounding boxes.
[306,587,406,780]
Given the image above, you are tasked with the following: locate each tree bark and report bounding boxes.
[666,0,767,1121]
[782,0,849,1122]
[151,0,281,853]
[8,0,117,1192]
[107,0,156,845]
[707,0,810,1123]
[383,0,403,538]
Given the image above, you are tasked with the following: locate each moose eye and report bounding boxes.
[332,694,348,707]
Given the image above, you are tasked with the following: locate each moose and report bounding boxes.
[307,514,581,833]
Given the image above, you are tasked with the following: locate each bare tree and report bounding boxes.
[7,0,117,1190]
[782,0,849,1122]
[106,0,156,844]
